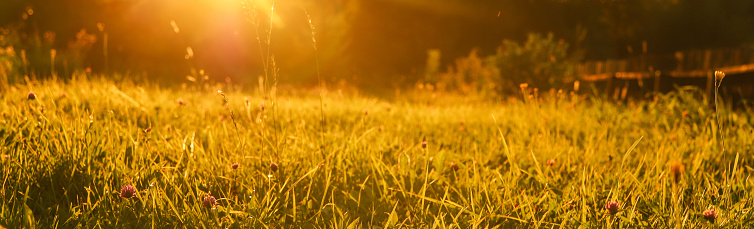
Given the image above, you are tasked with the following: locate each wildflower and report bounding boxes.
[604,201,619,214]
[144,127,152,133]
[682,110,689,117]
[546,159,556,167]
[670,163,685,184]
[449,162,459,171]
[231,162,239,170]
[27,92,37,100]
[120,185,136,198]
[260,102,265,111]
[703,209,718,222]
[714,71,725,81]
[270,162,278,172]
[421,141,427,149]
[176,98,186,105]
[364,109,369,115]
[378,126,383,132]
[203,195,217,208]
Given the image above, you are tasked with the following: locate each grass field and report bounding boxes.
[1,76,753,228]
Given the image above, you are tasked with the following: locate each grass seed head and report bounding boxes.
[604,201,619,214]
[703,209,718,222]
[120,185,136,198]
[670,163,685,184]
[203,195,217,208]
[28,92,37,100]
[270,162,278,172]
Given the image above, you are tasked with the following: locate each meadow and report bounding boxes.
[1,75,753,228]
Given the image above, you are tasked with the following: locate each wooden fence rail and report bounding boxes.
[578,45,754,100]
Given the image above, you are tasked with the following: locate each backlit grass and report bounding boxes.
[1,76,754,228]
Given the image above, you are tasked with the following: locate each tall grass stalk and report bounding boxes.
[267,1,281,161]
[244,0,281,161]
[218,90,245,152]
[270,57,281,161]
[305,10,327,160]
[50,49,56,78]
[98,23,108,73]
[714,71,725,152]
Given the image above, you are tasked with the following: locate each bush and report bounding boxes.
[491,33,576,92]
[429,33,577,96]
[0,27,25,87]
[434,49,499,96]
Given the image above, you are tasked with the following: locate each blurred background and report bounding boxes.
[1,0,754,93]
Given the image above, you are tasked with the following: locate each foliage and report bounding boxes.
[433,49,500,97]
[431,33,577,96]
[0,46,23,90]
[491,33,577,91]
[0,24,26,87]
[1,77,753,227]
